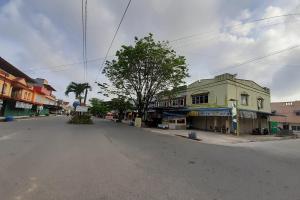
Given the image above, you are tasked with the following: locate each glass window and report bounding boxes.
[177,119,185,124]
[292,126,297,131]
[257,98,264,109]
[2,83,7,94]
[192,94,208,104]
[168,119,176,124]
[241,94,248,105]
[297,126,300,131]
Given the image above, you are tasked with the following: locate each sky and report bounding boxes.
[1,0,300,103]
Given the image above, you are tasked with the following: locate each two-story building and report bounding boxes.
[186,73,271,134]
[148,86,188,129]
[270,101,300,133]
[0,57,58,117]
[149,73,271,134]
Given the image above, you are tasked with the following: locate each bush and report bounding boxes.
[68,114,93,124]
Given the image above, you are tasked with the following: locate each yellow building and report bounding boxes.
[186,73,271,134]
[149,73,271,135]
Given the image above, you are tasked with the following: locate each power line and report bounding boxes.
[94,0,132,82]
[212,44,300,75]
[23,56,111,72]
[84,0,88,81]
[81,0,88,81]
[169,13,300,43]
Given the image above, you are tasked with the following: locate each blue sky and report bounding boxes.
[1,0,300,103]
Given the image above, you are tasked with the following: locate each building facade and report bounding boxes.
[149,73,271,134]
[0,57,58,117]
[270,101,300,132]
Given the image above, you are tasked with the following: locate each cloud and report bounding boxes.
[1,0,300,102]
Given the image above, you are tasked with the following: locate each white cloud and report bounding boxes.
[1,0,300,102]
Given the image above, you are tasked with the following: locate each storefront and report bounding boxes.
[3,100,34,117]
[239,109,270,134]
[187,108,232,133]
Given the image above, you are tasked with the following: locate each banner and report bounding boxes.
[231,102,237,131]
[76,106,88,112]
[15,101,33,109]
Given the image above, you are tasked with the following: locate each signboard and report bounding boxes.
[0,99,3,104]
[239,110,257,119]
[15,101,33,109]
[37,106,44,111]
[188,110,231,117]
[76,106,88,112]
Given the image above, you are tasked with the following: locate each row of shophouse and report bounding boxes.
[0,57,65,118]
[147,73,272,135]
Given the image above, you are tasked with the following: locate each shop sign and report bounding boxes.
[37,106,44,111]
[76,106,88,112]
[239,110,257,119]
[15,101,33,109]
[188,110,231,117]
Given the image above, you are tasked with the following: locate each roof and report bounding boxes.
[43,84,56,91]
[189,73,270,94]
[270,101,300,123]
[0,57,35,83]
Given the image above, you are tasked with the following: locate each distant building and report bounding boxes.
[270,101,300,132]
[149,73,271,134]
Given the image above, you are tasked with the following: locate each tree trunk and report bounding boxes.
[84,89,88,105]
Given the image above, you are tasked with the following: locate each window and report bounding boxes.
[297,126,300,131]
[177,119,185,124]
[168,119,176,124]
[241,94,248,105]
[257,98,264,110]
[2,83,7,94]
[192,94,208,104]
[292,126,297,131]
[24,92,27,99]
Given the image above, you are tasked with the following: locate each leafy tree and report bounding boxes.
[107,96,133,121]
[65,82,92,104]
[100,33,188,118]
[89,98,108,117]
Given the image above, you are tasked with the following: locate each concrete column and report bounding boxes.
[214,116,217,132]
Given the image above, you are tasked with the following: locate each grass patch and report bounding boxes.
[68,115,93,124]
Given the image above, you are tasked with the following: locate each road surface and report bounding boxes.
[0,116,299,200]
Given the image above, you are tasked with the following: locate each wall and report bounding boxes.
[0,78,13,97]
[227,80,271,113]
[186,80,228,108]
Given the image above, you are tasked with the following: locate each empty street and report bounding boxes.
[0,117,300,200]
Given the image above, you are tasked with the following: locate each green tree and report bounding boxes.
[65,82,91,105]
[89,98,108,117]
[107,96,133,121]
[101,33,188,118]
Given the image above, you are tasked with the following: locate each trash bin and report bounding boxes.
[188,131,197,140]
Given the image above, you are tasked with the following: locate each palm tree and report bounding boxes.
[65,82,91,105]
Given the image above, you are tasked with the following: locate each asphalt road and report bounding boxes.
[0,116,299,200]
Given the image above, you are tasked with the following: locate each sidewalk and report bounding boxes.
[0,115,49,122]
[143,128,297,146]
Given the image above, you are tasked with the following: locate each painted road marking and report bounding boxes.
[0,132,19,141]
